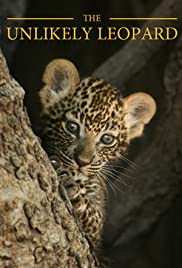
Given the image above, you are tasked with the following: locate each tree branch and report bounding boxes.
[94,0,182,88]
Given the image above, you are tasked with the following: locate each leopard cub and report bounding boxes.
[39,59,156,251]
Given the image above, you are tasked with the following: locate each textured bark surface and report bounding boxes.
[0,51,99,268]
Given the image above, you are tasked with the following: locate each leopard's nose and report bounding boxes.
[75,136,95,167]
[75,155,92,167]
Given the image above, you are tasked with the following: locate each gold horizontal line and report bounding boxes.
[7,17,74,21]
[109,17,178,21]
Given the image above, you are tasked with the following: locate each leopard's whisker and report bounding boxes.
[43,142,76,168]
[97,172,116,196]
[58,156,75,168]
[119,155,138,169]
[103,165,135,181]
[104,165,135,181]
[101,169,128,187]
[86,166,101,172]
[99,171,124,193]
[106,163,134,173]
[59,151,76,165]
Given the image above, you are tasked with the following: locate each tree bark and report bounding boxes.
[0,51,99,267]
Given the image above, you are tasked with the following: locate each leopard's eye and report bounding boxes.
[101,134,115,145]
[65,121,79,136]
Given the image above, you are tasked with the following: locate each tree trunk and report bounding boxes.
[0,51,99,267]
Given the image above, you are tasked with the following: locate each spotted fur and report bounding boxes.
[39,59,156,252]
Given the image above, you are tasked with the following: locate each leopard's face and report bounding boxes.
[41,77,127,176]
[39,59,156,177]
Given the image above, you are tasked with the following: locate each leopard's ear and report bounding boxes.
[123,92,156,141]
[39,59,80,111]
